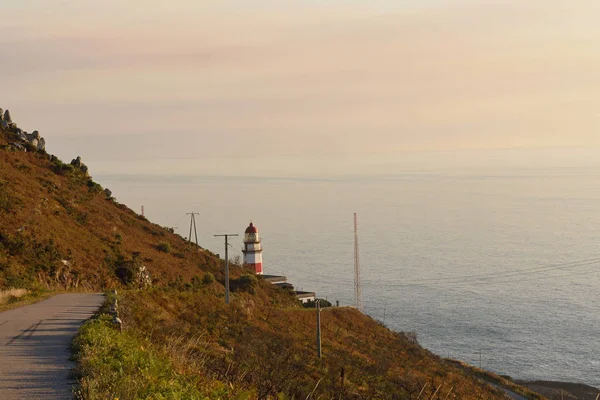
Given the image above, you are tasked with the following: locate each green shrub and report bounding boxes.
[156,242,171,253]
[86,179,103,193]
[51,162,75,176]
[232,274,258,294]
[303,298,332,308]
[202,272,215,285]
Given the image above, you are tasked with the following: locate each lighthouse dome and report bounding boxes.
[245,222,258,234]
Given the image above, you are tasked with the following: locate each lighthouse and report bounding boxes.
[242,222,263,275]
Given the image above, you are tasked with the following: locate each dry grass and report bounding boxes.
[107,287,515,400]
[0,126,225,291]
[0,288,29,304]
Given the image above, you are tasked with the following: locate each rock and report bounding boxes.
[104,188,112,197]
[9,142,26,152]
[71,156,82,168]
[18,130,28,142]
[0,108,47,153]
[136,265,152,289]
[112,315,123,332]
[71,156,88,174]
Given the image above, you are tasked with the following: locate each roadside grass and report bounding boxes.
[0,288,29,304]
[72,313,232,400]
[0,288,54,312]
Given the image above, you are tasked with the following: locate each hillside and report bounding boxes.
[0,110,537,399]
[0,111,226,291]
[74,288,526,399]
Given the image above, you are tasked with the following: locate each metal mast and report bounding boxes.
[187,212,200,247]
[354,213,362,311]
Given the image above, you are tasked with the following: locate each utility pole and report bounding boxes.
[187,212,200,247]
[479,348,482,368]
[214,233,238,305]
[316,299,322,358]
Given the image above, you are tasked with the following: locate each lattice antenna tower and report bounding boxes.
[354,213,363,311]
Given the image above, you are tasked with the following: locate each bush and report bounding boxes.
[156,242,170,253]
[303,298,332,308]
[202,272,215,285]
[86,179,103,193]
[51,161,75,176]
[231,274,258,294]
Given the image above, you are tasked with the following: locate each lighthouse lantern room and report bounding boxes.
[242,222,263,275]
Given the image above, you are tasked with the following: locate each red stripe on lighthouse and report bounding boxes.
[253,262,263,274]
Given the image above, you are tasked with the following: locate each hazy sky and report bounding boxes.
[2,1,599,176]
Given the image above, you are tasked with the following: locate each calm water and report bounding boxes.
[97,161,600,386]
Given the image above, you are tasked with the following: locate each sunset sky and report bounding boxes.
[2,1,599,176]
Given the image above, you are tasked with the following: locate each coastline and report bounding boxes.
[516,380,600,400]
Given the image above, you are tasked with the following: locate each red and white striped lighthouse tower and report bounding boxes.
[242,222,263,274]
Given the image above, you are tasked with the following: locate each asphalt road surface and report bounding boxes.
[0,293,104,399]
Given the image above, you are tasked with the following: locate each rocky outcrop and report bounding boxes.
[0,108,46,151]
[70,156,89,175]
[3,109,12,123]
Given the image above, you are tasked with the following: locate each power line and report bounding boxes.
[371,258,600,288]
[378,257,600,286]
[299,256,600,288]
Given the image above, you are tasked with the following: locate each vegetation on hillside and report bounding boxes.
[0,126,225,291]
[72,286,515,400]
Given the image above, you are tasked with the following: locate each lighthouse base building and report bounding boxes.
[242,221,315,304]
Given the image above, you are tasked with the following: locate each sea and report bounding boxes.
[94,148,600,386]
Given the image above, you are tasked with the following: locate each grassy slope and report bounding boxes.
[73,287,515,400]
[0,126,223,291]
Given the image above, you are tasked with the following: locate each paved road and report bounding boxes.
[0,293,104,399]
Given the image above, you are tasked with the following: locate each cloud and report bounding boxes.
[1,0,600,175]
